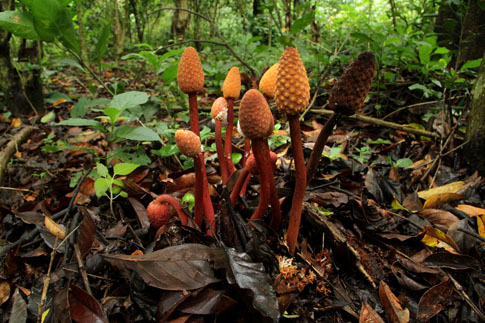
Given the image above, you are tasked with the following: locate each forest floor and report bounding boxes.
[0,65,484,322]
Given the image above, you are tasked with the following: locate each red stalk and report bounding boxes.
[249,140,278,223]
[215,119,229,183]
[240,137,251,196]
[188,92,203,225]
[306,112,340,184]
[154,195,189,226]
[189,93,200,136]
[286,116,306,255]
[198,152,216,236]
[224,98,236,176]
[230,167,250,206]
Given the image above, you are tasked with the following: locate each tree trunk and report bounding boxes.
[112,0,125,62]
[129,0,144,43]
[435,0,485,68]
[0,0,43,116]
[464,50,485,174]
[171,0,190,40]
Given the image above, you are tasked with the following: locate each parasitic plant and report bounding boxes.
[239,89,281,229]
[275,47,310,255]
[211,97,229,183]
[147,195,189,229]
[222,66,241,176]
[175,129,215,236]
[306,51,376,184]
[177,46,205,225]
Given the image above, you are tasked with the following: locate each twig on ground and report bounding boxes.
[0,127,35,185]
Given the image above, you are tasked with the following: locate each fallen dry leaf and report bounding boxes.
[421,226,460,254]
[418,181,464,200]
[379,280,410,323]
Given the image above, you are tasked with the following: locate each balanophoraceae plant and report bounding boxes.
[259,63,279,100]
[175,129,215,236]
[275,47,310,255]
[239,89,281,229]
[211,97,229,183]
[147,195,189,229]
[177,46,205,225]
[222,66,241,177]
[306,51,376,184]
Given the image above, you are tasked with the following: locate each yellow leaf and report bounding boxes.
[52,98,67,106]
[44,216,66,240]
[10,118,22,127]
[423,193,463,209]
[477,215,485,240]
[421,226,460,254]
[0,281,10,306]
[456,204,485,217]
[41,308,50,323]
[418,181,464,200]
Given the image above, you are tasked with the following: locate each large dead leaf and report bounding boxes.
[418,209,459,229]
[224,247,280,322]
[423,193,463,209]
[418,181,464,200]
[422,252,480,270]
[127,197,150,230]
[69,284,108,323]
[421,226,460,254]
[456,204,485,217]
[359,301,385,323]
[379,281,410,323]
[77,207,96,258]
[417,279,453,321]
[105,244,226,291]
[9,288,27,323]
[0,281,10,306]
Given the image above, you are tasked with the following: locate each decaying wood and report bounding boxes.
[0,126,34,185]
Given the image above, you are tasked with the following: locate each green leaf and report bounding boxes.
[460,58,482,71]
[113,163,139,176]
[159,48,184,61]
[103,107,121,124]
[110,91,149,111]
[119,191,128,198]
[94,178,109,197]
[95,20,111,64]
[153,144,178,157]
[139,51,160,71]
[290,12,313,34]
[232,153,242,165]
[114,125,161,141]
[96,162,109,177]
[162,63,178,82]
[396,158,413,168]
[112,179,124,187]
[72,97,109,118]
[0,11,40,40]
[181,192,195,210]
[57,118,102,127]
[32,0,80,54]
[40,110,56,123]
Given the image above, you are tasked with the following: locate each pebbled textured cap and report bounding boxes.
[211,97,228,121]
[175,129,201,157]
[259,63,279,99]
[275,47,310,116]
[222,66,241,99]
[328,51,375,115]
[177,46,204,94]
[239,89,274,140]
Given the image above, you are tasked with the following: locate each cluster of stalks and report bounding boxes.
[147,46,375,256]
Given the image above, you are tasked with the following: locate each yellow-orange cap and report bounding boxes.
[211,97,228,121]
[177,47,204,94]
[259,63,279,99]
[275,47,310,116]
[222,67,241,99]
[175,129,201,157]
[239,89,274,140]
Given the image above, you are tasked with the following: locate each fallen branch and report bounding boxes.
[0,127,35,185]
[309,108,440,139]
